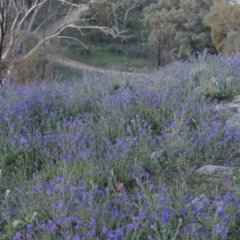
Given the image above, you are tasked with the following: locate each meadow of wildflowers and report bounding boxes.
[1,54,240,239]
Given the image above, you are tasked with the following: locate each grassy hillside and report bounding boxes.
[61,40,153,72]
[1,53,240,239]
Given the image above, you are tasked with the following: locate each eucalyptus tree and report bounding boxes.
[204,1,240,54]
[0,0,125,83]
[143,0,215,67]
[87,0,146,42]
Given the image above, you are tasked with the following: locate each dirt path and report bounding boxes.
[44,5,150,78]
[48,55,150,78]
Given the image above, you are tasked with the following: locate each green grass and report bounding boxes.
[46,63,84,81]
[1,53,240,239]
[62,40,153,72]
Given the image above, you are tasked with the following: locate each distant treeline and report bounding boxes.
[85,0,240,66]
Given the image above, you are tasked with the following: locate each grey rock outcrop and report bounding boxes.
[195,165,234,176]
[214,100,240,129]
[226,114,240,130]
[150,150,168,161]
[233,95,240,103]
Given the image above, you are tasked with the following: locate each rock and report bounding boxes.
[195,165,234,176]
[226,114,240,129]
[214,103,239,113]
[223,103,240,112]
[233,95,240,103]
[214,102,240,129]
[31,212,39,221]
[150,150,168,161]
[12,220,25,229]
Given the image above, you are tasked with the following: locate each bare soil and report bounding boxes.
[48,55,149,78]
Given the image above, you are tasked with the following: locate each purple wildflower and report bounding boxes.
[147,235,155,240]
[102,226,108,234]
[215,224,222,234]
[161,209,170,225]
[26,233,32,240]
[124,223,136,230]
[13,232,22,240]
[184,225,192,234]
[224,192,232,202]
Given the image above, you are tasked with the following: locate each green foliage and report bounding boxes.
[86,0,148,43]
[189,54,240,101]
[123,100,173,133]
[12,47,46,83]
[0,143,46,179]
[109,81,122,92]
[46,63,84,82]
[0,83,104,178]
[63,41,152,71]
[143,0,215,66]
[204,2,240,55]
[211,27,226,53]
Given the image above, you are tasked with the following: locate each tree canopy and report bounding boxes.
[204,1,240,54]
[0,0,126,83]
[143,0,215,66]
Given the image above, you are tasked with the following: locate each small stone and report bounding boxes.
[233,95,240,103]
[226,114,240,129]
[13,220,25,229]
[195,165,234,176]
[150,150,168,160]
[214,104,228,112]
[225,103,240,113]
[32,212,38,221]
[214,103,239,116]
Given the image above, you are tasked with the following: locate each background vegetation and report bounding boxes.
[39,0,240,77]
[1,0,240,82]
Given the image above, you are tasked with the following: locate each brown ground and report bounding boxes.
[48,55,149,78]
[44,4,150,78]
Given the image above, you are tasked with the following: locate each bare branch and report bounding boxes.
[26,4,42,32]
[17,0,48,31]
[56,35,89,49]
[0,0,128,82]
[59,0,86,8]
[100,0,140,40]
[20,22,127,61]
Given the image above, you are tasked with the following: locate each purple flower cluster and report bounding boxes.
[1,53,240,239]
